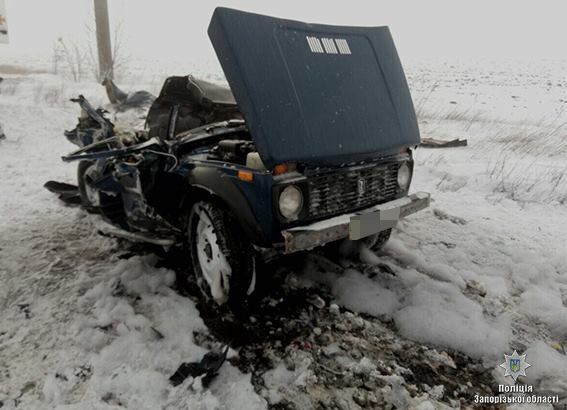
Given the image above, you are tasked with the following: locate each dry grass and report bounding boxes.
[414,82,567,204]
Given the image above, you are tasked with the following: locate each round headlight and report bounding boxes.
[278,185,303,220]
[397,162,411,190]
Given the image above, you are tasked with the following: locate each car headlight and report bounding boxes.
[397,162,411,190]
[278,185,303,220]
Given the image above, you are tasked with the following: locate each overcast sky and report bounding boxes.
[1,0,567,66]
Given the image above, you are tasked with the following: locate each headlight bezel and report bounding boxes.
[278,184,304,221]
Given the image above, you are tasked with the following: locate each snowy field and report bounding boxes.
[1,58,567,409]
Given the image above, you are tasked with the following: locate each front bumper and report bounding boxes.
[281,192,430,253]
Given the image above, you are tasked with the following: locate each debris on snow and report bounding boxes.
[43,181,81,206]
[102,77,155,109]
[433,208,468,225]
[169,345,230,387]
[306,294,326,309]
[420,137,468,148]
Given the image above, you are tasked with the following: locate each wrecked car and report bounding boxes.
[56,8,430,306]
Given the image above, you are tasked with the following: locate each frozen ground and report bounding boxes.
[1,58,567,409]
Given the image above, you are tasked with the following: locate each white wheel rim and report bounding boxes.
[194,207,231,304]
[85,181,99,205]
[84,165,100,206]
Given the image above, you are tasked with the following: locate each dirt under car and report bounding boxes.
[49,7,430,307]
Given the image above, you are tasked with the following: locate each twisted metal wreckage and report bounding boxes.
[46,7,431,309]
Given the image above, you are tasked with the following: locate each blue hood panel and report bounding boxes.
[208,8,420,169]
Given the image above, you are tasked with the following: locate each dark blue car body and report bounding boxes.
[62,7,427,255]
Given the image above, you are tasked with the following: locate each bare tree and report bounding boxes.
[50,18,129,83]
[52,37,87,82]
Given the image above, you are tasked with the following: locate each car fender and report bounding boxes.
[180,163,275,246]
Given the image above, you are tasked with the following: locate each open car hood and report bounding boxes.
[208,8,420,169]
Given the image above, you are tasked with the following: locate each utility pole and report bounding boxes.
[93,0,113,81]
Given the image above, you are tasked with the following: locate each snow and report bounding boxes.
[1,56,567,407]
[0,72,264,409]
[332,268,400,317]
[0,247,265,409]
[522,342,567,402]
[298,56,567,366]
[305,258,511,358]
[519,287,567,334]
[300,58,567,399]
[394,280,511,358]
[262,355,315,406]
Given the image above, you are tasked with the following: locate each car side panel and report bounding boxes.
[176,161,277,246]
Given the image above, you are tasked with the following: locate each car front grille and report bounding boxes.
[307,163,399,219]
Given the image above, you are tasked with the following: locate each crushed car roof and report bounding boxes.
[208,7,420,168]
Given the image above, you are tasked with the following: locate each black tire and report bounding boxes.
[78,161,125,223]
[187,201,255,307]
[321,228,393,261]
[364,228,392,252]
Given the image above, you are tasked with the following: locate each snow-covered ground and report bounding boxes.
[1,58,567,409]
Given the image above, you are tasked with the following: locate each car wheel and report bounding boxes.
[187,201,255,307]
[363,228,393,252]
[321,228,393,261]
[77,161,99,207]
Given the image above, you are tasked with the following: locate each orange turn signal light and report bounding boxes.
[238,170,254,182]
[273,164,289,175]
[273,163,298,175]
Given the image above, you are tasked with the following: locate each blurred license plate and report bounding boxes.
[349,207,400,240]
